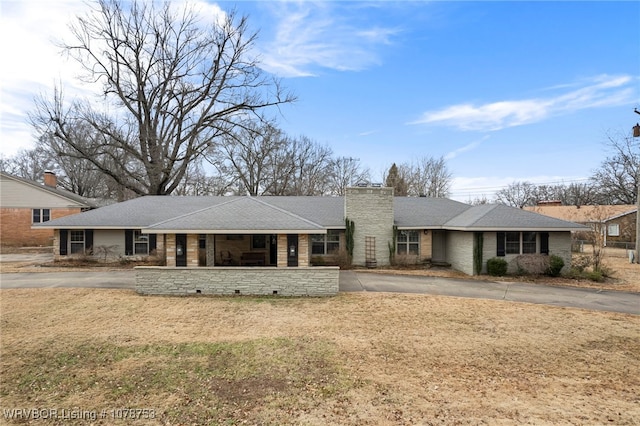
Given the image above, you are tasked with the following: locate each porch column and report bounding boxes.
[298,234,309,267]
[187,234,199,267]
[277,234,288,267]
[166,234,176,267]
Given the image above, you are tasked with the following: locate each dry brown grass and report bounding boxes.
[1,288,639,425]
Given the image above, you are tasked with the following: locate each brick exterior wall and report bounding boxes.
[1,207,83,247]
[345,187,394,266]
[605,213,637,245]
[135,266,339,296]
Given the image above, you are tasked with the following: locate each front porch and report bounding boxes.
[162,233,310,268]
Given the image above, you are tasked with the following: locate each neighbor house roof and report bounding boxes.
[0,171,97,208]
[36,195,588,232]
[524,205,637,223]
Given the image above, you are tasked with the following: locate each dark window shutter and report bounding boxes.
[125,230,133,256]
[59,229,68,256]
[85,229,93,253]
[540,232,549,255]
[149,234,157,253]
[497,232,505,257]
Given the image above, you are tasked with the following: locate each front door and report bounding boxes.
[432,230,446,263]
[287,234,298,267]
[176,234,187,267]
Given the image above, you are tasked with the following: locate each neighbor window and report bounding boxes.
[311,230,340,255]
[70,230,85,254]
[32,208,50,223]
[397,230,419,255]
[134,230,149,255]
[607,224,620,237]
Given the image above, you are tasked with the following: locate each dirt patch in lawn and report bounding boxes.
[1,289,638,425]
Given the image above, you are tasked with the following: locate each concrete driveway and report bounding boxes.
[0,268,638,315]
[340,271,640,315]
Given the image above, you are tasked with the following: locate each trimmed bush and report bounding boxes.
[547,254,565,277]
[487,257,508,276]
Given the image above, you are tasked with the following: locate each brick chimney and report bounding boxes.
[43,171,57,188]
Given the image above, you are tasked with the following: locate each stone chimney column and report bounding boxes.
[44,171,57,188]
[344,186,394,266]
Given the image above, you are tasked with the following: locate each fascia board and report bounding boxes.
[141,229,328,234]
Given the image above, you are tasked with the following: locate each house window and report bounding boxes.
[134,230,149,255]
[397,230,419,255]
[498,232,538,256]
[70,230,85,254]
[252,235,267,249]
[607,224,620,237]
[32,208,51,223]
[311,230,340,255]
[522,232,537,254]
[505,232,520,254]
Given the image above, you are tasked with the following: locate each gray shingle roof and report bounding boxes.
[394,197,472,228]
[444,204,588,230]
[36,195,587,232]
[145,197,326,233]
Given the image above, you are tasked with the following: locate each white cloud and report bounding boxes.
[259,3,399,77]
[444,135,488,160]
[411,75,636,132]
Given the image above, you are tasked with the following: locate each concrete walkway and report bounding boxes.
[340,271,640,315]
[0,269,638,315]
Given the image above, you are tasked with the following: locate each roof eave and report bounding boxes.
[142,228,327,234]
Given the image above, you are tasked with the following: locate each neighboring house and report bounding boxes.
[36,186,586,296]
[0,171,96,247]
[524,204,637,248]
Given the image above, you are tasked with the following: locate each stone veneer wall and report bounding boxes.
[135,266,339,296]
[344,187,394,266]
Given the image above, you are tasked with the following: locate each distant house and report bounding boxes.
[524,204,637,248]
[0,172,96,247]
[36,186,586,296]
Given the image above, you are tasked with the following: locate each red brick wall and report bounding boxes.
[0,207,84,247]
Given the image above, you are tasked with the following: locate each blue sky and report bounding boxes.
[1,1,639,201]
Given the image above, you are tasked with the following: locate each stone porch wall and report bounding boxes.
[135,266,339,296]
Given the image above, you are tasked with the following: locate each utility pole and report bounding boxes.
[633,109,640,263]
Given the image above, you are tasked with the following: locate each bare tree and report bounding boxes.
[494,181,537,208]
[327,157,370,196]
[401,156,452,198]
[1,148,56,182]
[214,121,291,196]
[532,182,601,206]
[30,0,294,196]
[590,133,639,205]
[285,136,333,196]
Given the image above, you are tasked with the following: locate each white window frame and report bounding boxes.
[70,230,85,254]
[311,230,340,255]
[32,208,51,223]
[397,230,420,255]
[607,223,620,237]
[134,230,149,255]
